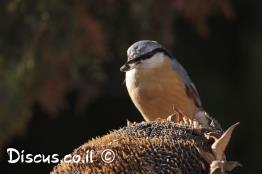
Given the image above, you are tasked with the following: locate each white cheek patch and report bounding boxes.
[139,52,165,69]
[125,68,138,90]
[126,67,137,78]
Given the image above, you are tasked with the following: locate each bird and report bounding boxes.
[120,40,211,126]
[50,41,241,174]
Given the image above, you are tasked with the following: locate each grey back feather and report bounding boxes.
[171,58,202,108]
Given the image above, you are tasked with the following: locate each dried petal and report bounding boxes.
[211,122,240,160]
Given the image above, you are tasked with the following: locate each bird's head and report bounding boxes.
[120,40,172,72]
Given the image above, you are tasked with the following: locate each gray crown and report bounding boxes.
[127,40,163,60]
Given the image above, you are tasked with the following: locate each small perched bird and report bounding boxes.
[120,40,206,122]
[50,41,241,174]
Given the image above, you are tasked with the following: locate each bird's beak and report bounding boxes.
[120,58,140,72]
[120,63,132,72]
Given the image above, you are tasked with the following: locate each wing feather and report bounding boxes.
[171,58,202,108]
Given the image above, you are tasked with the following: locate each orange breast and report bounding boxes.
[126,59,195,121]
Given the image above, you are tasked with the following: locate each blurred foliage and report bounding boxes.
[0,0,109,148]
[0,0,233,152]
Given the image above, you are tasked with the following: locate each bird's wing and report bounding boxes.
[171,58,202,108]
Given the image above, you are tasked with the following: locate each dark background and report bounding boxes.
[0,0,261,173]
